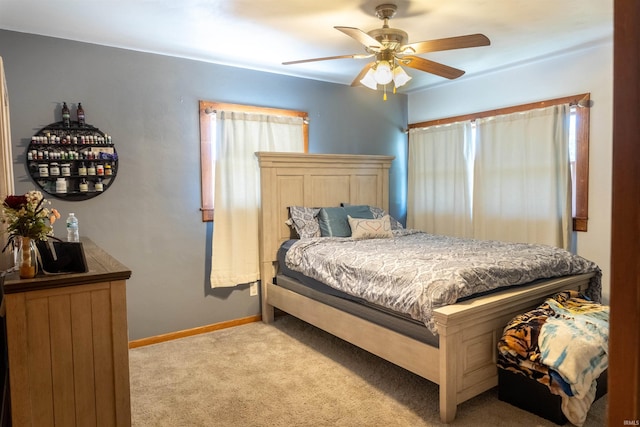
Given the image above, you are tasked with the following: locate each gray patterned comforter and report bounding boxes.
[284,230,602,334]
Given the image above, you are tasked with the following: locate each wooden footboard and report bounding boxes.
[433,272,594,422]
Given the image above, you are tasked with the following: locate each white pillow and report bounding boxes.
[348,215,393,239]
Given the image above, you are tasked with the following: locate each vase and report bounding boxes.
[18,236,37,279]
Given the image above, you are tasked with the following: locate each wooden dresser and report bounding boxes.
[2,238,132,427]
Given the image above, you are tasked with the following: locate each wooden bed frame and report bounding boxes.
[256,152,595,423]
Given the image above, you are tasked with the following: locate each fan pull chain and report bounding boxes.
[383,85,387,101]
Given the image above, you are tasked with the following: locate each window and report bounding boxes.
[199,101,309,221]
[408,93,591,232]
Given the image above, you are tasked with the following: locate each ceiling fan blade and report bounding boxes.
[401,56,465,79]
[351,62,375,87]
[283,53,372,65]
[400,34,490,55]
[335,26,384,50]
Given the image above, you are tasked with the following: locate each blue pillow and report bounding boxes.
[343,204,374,220]
[341,203,404,230]
[317,206,373,237]
[318,207,350,237]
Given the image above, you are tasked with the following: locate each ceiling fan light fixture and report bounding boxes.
[283,4,490,96]
[360,68,379,90]
[392,65,412,88]
[373,60,393,85]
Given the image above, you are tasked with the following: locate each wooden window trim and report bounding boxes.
[408,93,591,231]
[199,101,309,222]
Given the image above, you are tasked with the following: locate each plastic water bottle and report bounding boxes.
[66,213,79,242]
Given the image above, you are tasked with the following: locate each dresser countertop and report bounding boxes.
[3,237,131,294]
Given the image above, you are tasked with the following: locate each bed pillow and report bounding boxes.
[343,204,374,220]
[317,206,374,237]
[341,203,404,230]
[317,207,351,237]
[348,215,393,239]
[287,206,321,238]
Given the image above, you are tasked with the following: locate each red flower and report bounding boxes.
[3,195,28,210]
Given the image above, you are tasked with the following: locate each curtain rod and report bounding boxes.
[407,93,592,131]
[204,107,310,124]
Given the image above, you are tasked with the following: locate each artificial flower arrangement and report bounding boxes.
[1,190,60,278]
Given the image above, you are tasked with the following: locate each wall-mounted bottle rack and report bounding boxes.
[26,121,118,200]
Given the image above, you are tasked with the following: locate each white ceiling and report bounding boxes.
[0,0,613,93]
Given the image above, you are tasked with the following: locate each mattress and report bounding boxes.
[276,233,601,346]
[277,240,439,346]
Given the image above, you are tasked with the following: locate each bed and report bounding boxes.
[256,151,598,423]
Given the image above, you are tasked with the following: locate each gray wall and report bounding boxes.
[0,30,408,340]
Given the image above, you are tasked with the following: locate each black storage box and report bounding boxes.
[498,368,608,425]
[36,239,88,274]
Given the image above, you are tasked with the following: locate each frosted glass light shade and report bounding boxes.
[393,66,412,88]
[360,68,378,90]
[373,60,393,85]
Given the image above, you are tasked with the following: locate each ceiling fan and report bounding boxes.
[283,3,490,98]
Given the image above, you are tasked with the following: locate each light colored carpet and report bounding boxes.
[129,315,607,426]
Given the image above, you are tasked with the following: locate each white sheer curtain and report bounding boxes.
[210,111,304,288]
[473,105,571,248]
[407,122,473,237]
[0,57,15,272]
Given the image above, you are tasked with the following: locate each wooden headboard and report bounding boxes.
[255,152,394,311]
